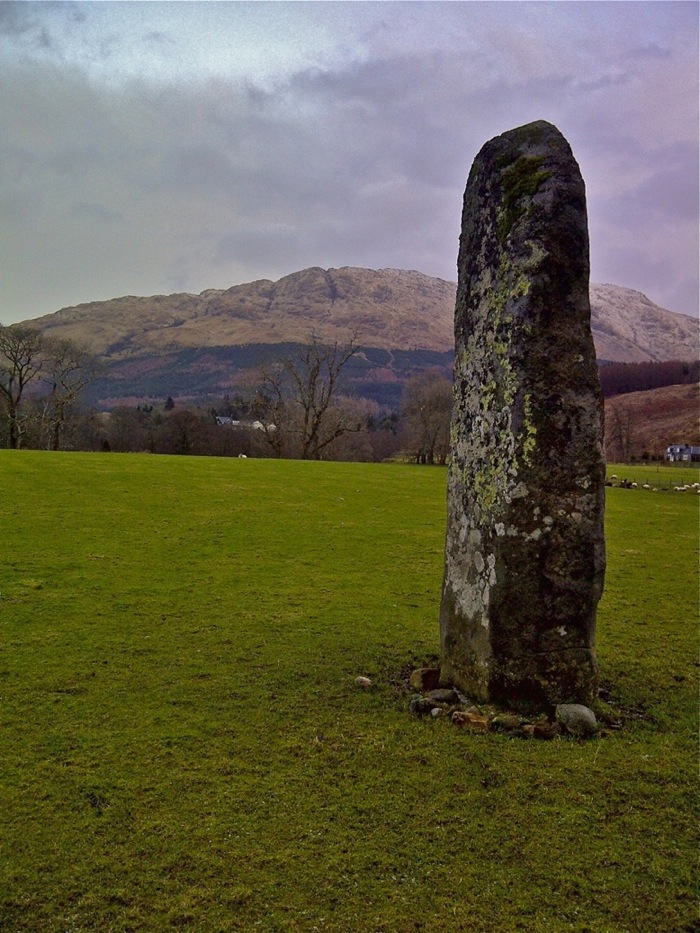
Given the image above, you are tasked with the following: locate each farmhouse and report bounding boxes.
[665,444,700,463]
[215,416,271,431]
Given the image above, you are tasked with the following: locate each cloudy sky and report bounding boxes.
[1,1,698,325]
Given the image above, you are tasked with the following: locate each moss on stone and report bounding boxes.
[497,155,552,244]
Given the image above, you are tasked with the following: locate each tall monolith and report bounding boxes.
[439,120,605,708]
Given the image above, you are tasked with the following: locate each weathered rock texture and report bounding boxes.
[440,121,606,708]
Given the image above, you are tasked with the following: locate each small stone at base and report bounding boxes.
[428,688,460,704]
[555,703,598,736]
[410,696,439,716]
[533,721,561,740]
[409,667,441,692]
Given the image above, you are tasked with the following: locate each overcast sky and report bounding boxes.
[1,1,698,324]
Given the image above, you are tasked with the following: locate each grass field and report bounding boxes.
[1,452,698,932]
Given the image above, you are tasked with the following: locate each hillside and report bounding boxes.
[23,266,698,407]
[29,267,455,356]
[590,284,698,363]
[605,382,700,462]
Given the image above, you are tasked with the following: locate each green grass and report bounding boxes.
[1,452,698,932]
[607,461,700,490]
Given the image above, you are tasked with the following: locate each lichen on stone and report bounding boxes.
[497,154,552,244]
[440,121,605,709]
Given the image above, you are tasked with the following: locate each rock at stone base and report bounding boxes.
[490,713,523,733]
[430,707,445,719]
[427,688,460,705]
[533,721,561,740]
[467,717,490,733]
[556,703,598,736]
[354,676,373,688]
[452,710,490,732]
[409,696,439,717]
[409,667,441,692]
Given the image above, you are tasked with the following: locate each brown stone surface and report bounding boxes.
[533,721,561,740]
[451,710,490,731]
[409,667,441,692]
[439,120,606,709]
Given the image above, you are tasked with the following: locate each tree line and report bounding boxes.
[0,327,453,464]
[599,359,698,398]
[6,322,697,465]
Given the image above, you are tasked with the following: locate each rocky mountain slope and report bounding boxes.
[29,267,455,357]
[23,266,698,407]
[28,266,698,364]
[589,284,697,363]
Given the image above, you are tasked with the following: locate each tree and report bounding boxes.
[605,403,634,462]
[155,408,205,455]
[401,369,453,464]
[0,324,44,449]
[599,359,700,398]
[106,406,153,453]
[254,335,363,460]
[40,337,99,450]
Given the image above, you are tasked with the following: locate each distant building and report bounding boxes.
[666,444,700,463]
[215,416,273,432]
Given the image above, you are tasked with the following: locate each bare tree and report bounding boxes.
[106,407,152,453]
[605,403,634,463]
[155,408,206,455]
[401,368,453,464]
[40,337,99,450]
[0,324,44,448]
[255,335,363,460]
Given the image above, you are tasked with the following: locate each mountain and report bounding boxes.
[24,266,699,408]
[589,284,698,363]
[29,267,455,356]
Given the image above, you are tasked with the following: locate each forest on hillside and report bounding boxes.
[599,359,699,397]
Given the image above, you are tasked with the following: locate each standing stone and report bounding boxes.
[439,121,605,709]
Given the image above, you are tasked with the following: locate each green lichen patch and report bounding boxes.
[497,155,552,244]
